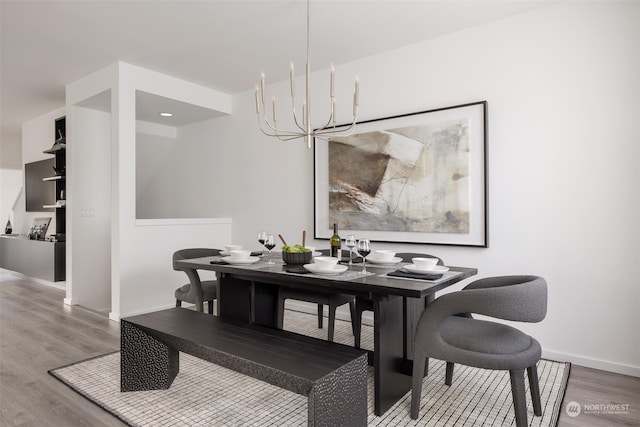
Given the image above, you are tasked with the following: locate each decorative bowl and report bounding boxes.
[282,251,313,265]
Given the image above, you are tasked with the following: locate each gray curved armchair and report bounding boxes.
[172,248,222,314]
[353,253,444,349]
[410,275,547,427]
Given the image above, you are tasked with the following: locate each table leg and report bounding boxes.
[252,281,279,327]
[403,295,434,360]
[374,294,411,416]
[218,275,251,322]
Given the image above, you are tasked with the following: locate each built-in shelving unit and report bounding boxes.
[42,116,66,236]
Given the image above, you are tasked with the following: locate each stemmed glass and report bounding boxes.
[263,234,276,264]
[356,238,371,274]
[345,235,356,266]
[257,231,266,257]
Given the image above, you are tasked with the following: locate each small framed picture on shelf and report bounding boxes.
[28,217,51,240]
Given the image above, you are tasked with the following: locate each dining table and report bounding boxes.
[176,252,477,416]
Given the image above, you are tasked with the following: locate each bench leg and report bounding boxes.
[120,320,179,392]
[308,354,368,427]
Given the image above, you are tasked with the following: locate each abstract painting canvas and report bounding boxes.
[314,101,487,246]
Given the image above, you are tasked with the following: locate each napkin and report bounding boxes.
[250,251,263,256]
[387,270,443,280]
[209,260,229,265]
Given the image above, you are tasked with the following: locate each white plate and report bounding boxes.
[303,263,349,275]
[311,251,322,257]
[403,265,449,274]
[222,256,260,265]
[366,255,403,265]
[220,250,230,256]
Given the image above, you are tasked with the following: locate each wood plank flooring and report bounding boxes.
[1,271,638,426]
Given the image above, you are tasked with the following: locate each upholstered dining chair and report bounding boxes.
[277,249,356,342]
[172,248,222,314]
[410,275,548,427]
[352,253,444,349]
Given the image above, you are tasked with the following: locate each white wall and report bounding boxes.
[68,106,112,312]
[208,1,638,375]
[64,62,234,319]
[114,63,234,319]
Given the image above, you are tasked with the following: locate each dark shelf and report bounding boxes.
[43,145,66,154]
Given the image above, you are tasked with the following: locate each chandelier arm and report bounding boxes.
[258,115,312,139]
[258,121,310,141]
[319,112,336,131]
[315,116,358,137]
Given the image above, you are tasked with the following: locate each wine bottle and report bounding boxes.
[330,223,341,258]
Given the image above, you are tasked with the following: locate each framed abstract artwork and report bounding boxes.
[314,101,487,247]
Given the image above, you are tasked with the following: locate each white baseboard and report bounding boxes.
[543,349,639,378]
[63,297,78,305]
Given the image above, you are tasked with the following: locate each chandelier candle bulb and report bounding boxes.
[302,102,306,126]
[290,63,295,96]
[330,64,335,97]
[355,76,359,106]
[272,97,277,122]
[331,99,336,123]
[255,86,260,114]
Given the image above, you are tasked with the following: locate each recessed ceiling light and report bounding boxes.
[159,112,173,117]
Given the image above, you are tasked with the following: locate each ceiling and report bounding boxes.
[0,0,556,148]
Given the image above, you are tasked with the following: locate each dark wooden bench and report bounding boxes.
[120,308,368,426]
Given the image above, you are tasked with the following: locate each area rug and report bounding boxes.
[49,310,570,426]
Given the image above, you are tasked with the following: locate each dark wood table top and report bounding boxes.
[176,256,477,299]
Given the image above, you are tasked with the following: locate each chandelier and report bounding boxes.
[255,0,359,148]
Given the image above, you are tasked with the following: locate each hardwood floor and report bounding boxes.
[1,271,638,426]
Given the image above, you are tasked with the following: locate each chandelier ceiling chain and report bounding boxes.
[255,0,359,148]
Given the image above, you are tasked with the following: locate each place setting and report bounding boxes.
[302,256,348,275]
[365,250,403,267]
[210,244,262,266]
[386,257,450,281]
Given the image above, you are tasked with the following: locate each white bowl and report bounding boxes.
[412,257,438,271]
[374,250,396,262]
[225,244,243,252]
[229,250,251,261]
[313,256,339,270]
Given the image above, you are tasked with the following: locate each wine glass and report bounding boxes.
[257,231,266,256]
[263,234,276,264]
[356,238,371,274]
[345,235,356,266]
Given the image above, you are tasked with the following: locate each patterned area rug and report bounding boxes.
[49,310,569,426]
